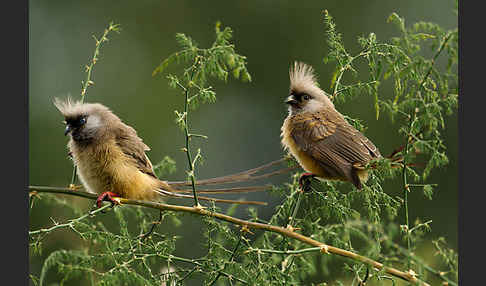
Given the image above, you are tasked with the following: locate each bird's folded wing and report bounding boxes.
[115,124,158,178]
[290,109,378,178]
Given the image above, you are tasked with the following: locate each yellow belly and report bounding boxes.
[281,117,335,179]
[70,140,160,201]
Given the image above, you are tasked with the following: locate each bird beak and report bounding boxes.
[285,95,298,105]
[64,125,73,136]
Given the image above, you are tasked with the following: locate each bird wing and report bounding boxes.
[115,124,157,178]
[290,108,380,181]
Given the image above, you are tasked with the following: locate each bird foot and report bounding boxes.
[96,192,121,208]
[298,173,316,192]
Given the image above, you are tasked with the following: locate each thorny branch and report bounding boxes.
[28,187,430,286]
[28,186,267,206]
[29,204,112,237]
[181,57,201,207]
[401,30,454,270]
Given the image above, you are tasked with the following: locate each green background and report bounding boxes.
[29,0,457,284]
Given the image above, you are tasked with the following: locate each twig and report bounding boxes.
[286,189,303,231]
[179,57,202,207]
[139,210,163,241]
[390,242,457,286]
[402,113,416,269]
[245,247,322,255]
[135,253,247,284]
[29,204,111,236]
[176,267,198,283]
[28,187,430,286]
[80,22,120,102]
[28,186,267,206]
[208,235,243,286]
[398,31,453,270]
[418,31,453,90]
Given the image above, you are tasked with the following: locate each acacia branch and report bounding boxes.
[29,204,112,236]
[29,186,267,206]
[135,253,247,284]
[390,242,457,286]
[418,31,454,90]
[29,187,430,285]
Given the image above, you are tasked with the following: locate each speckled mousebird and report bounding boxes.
[281,62,381,190]
[54,98,270,207]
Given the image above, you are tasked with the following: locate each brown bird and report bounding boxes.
[281,62,381,190]
[54,98,271,208]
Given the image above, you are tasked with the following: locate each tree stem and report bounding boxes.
[402,114,415,269]
[184,86,199,207]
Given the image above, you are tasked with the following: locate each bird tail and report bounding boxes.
[167,158,296,187]
[385,144,423,168]
[363,144,422,172]
[152,158,296,206]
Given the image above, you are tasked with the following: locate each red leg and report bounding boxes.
[96,191,120,208]
[298,172,316,192]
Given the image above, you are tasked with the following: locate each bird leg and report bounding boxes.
[96,191,121,208]
[289,172,316,231]
[298,172,316,192]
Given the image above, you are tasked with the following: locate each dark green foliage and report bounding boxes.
[153,21,251,112]
[30,5,458,285]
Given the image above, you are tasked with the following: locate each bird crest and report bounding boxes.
[289,61,334,108]
[289,61,318,92]
[53,97,111,119]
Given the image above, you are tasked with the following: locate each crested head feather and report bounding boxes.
[289,61,318,90]
[289,61,334,108]
[53,97,113,119]
[53,96,77,116]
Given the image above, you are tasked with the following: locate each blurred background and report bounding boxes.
[29,0,457,284]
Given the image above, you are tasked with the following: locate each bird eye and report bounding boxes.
[79,117,87,125]
[303,94,311,100]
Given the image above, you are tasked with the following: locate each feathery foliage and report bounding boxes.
[30,4,458,285]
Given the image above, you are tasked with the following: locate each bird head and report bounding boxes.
[285,61,334,115]
[53,98,116,142]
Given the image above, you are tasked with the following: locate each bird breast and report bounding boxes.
[68,138,160,200]
[281,115,334,179]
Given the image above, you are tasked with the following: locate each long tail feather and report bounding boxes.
[172,185,273,194]
[168,159,296,187]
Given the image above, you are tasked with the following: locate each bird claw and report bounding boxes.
[96,192,121,209]
[298,173,316,192]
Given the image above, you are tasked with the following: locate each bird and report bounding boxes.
[280,62,382,191]
[54,98,276,208]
